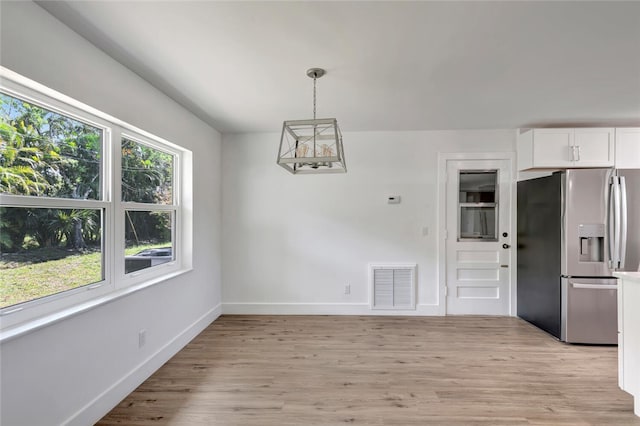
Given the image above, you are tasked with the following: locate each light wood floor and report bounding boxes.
[97,315,640,425]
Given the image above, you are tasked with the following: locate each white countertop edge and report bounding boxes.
[613,271,640,282]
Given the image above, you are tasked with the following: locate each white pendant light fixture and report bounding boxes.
[277,68,346,174]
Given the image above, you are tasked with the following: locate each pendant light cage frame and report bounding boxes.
[278,118,346,174]
[277,68,347,174]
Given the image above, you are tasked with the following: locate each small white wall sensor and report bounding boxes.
[387,196,401,204]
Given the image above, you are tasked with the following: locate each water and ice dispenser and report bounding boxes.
[578,224,605,263]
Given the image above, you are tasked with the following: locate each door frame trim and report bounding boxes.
[437,152,517,316]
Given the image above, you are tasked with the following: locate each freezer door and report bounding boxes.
[561,277,618,344]
[562,169,612,277]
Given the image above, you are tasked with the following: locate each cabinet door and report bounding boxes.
[623,280,640,399]
[532,129,573,168]
[615,128,640,169]
[574,128,614,167]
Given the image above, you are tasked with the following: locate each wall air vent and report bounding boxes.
[369,264,417,310]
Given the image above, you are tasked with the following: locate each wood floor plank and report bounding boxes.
[97,316,640,425]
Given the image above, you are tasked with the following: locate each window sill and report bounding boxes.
[0,267,192,343]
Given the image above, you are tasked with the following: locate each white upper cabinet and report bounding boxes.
[529,129,573,168]
[573,128,615,167]
[615,128,640,169]
[518,128,614,171]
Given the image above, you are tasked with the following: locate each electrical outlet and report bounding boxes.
[344,284,351,295]
[138,329,146,348]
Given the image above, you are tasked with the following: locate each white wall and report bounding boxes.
[0,2,222,425]
[222,130,515,314]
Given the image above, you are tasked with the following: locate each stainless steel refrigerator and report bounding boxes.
[517,169,640,344]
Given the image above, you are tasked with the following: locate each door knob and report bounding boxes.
[502,243,511,249]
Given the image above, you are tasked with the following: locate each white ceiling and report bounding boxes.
[38,1,640,134]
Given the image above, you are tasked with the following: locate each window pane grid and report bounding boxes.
[119,203,177,211]
[458,169,499,241]
[0,194,108,209]
[459,202,496,208]
[0,73,185,325]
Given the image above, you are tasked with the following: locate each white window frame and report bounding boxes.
[117,131,182,287]
[0,67,192,337]
[457,169,500,242]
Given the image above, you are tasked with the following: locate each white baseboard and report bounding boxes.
[64,303,222,426]
[222,302,441,316]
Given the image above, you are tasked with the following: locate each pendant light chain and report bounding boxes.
[312,74,317,120]
[312,74,317,156]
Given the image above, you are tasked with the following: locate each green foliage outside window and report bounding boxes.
[0,94,102,199]
[0,94,103,253]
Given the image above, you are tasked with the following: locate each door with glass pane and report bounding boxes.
[446,159,512,315]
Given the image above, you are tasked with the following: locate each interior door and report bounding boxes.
[445,159,512,315]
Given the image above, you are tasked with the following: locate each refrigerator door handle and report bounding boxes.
[571,282,618,290]
[619,176,627,269]
[608,177,618,268]
[614,177,622,269]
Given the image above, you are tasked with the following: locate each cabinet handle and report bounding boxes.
[570,145,581,162]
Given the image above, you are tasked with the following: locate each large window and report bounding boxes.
[0,72,189,330]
